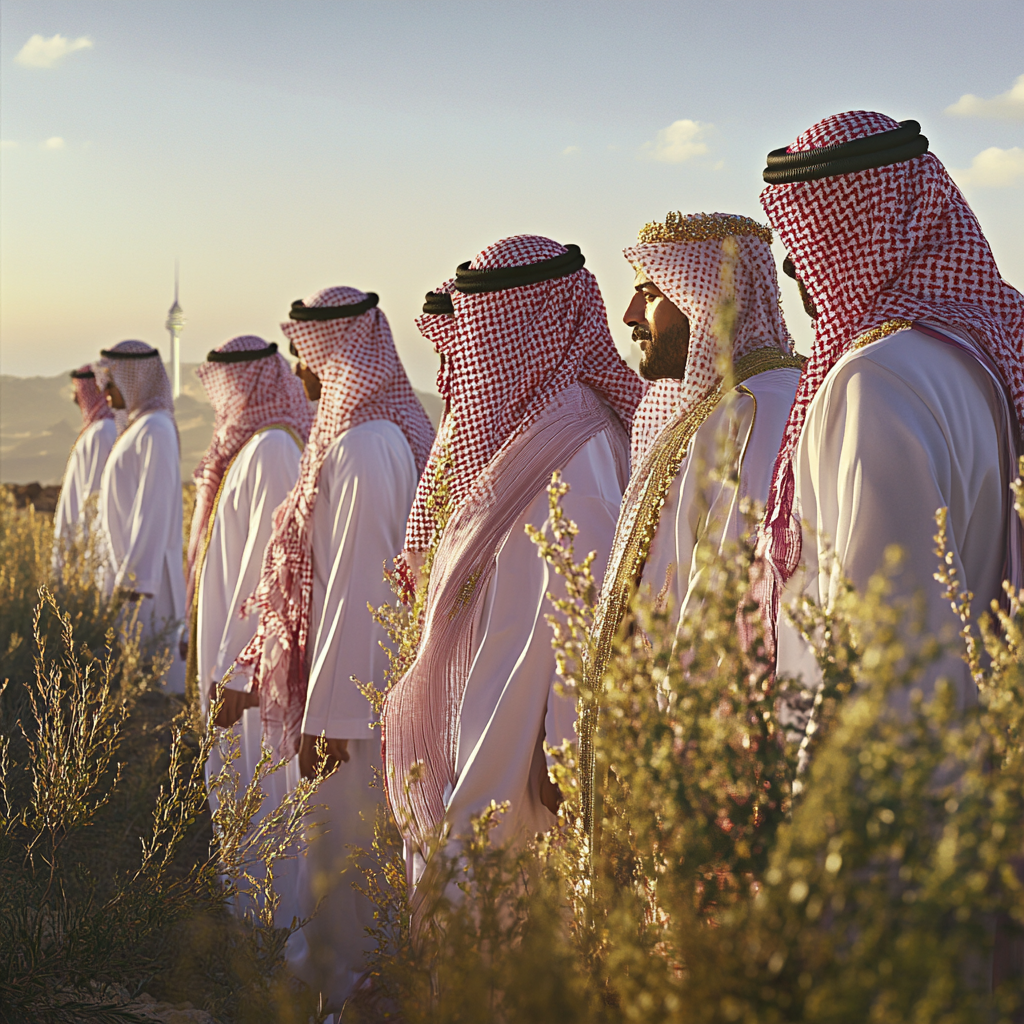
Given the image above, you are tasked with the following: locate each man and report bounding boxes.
[579,212,803,832]
[238,287,433,1009]
[53,366,117,568]
[96,340,187,692]
[186,336,312,850]
[757,111,1023,710]
[382,236,645,898]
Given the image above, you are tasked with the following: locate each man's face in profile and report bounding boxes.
[623,268,690,381]
[290,340,322,401]
[105,380,126,410]
[783,256,818,320]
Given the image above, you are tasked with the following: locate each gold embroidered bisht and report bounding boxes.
[578,347,804,838]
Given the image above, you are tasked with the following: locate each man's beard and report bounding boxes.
[796,278,818,320]
[635,322,689,382]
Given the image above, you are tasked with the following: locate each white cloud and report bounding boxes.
[945,73,1024,120]
[954,146,1024,188]
[15,33,93,69]
[562,145,581,156]
[43,137,66,150]
[1,140,18,150]
[641,119,712,163]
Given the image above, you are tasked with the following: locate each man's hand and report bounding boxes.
[299,733,350,779]
[212,686,259,728]
[540,773,563,815]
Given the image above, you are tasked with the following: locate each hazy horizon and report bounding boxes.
[2,1,1022,393]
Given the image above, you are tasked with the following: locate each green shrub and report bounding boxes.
[350,460,1024,1024]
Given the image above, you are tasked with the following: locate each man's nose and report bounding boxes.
[623,292,646,327]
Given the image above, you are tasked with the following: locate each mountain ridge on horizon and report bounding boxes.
[0,363,444,485]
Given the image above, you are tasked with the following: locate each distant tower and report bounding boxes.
[165,262,185,399]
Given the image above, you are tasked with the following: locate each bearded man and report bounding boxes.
[96,340,187,692]
[757,112,1023,712]
[185,336,312,846]
[53,366,117,568]
[237,288,433,1010]
[382,236,645,899]
[578,212,803,832]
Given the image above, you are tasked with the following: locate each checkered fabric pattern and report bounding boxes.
[405,280,458,561]
[414,278,458,387]
[237,287,435,760]
[94,340,175,436]
[624,215,792,467]
[73,365,114,436]
[403,236,646,552]
[757,109,1024,652]
[185,335,314,614]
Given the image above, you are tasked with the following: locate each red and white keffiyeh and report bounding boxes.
[238,288,434,760]
[185,335,314,614]
[94,340,176,439]
[383,236,641,852]
[403,236,646,553]
[624,213,793,466]
[758,110,1024,647]
[72,366,114,437]
[415,279,457,378]
[404,280,457,571]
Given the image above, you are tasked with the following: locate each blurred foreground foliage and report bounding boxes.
[0,490,329,1024]
[351,462,1024,1023]
[4,447,1022,1022]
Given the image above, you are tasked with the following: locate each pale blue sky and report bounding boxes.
[2,0,1021,391]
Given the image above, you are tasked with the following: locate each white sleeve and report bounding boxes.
[676,391,757,622]
[54,420,115,544]
[454,433,621,772]
[81,419,116,498]
[543,482,621,762]
[54,444,86,545]
[113,422,180,596]
[803,359,959,606]
[302,429,414,739]
[216,434,302,691]
[784,348,1003,710]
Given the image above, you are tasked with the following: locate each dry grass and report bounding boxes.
[0,489,331,1024]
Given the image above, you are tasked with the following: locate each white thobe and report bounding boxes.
[440,429,624,855]
[196,427,304,920]
[53,417,118,569]
[776,324,1018,712]
[286,420,418,1011]
[641,367,800,628]
[99,410,187,693]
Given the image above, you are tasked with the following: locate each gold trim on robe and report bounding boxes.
[578,348,805,838]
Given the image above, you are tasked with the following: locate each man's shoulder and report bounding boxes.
[90,417,118,438]
[80,417,117,450]
[330,419,412,465]
[739,365,802,403]
[224,427,302,488]
[818,325,998,425]
[133,409,177,438]
[243,425,303,458]
[831,326,976,383]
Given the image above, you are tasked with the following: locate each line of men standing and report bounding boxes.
[52,108,1023,1014]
